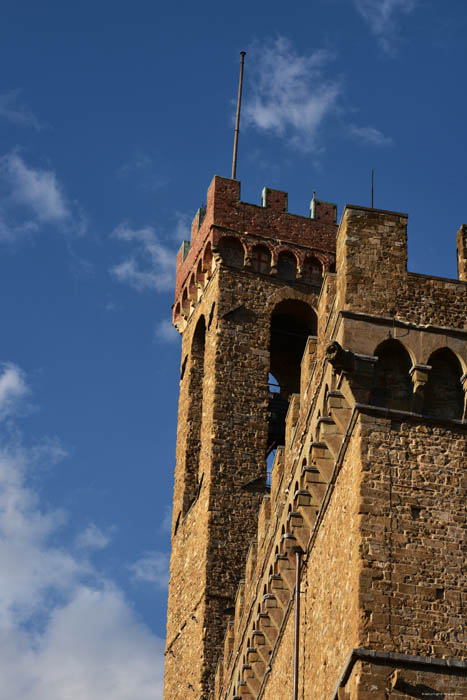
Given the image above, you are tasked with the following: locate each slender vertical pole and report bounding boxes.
[371,168,374,208]
[293,547,303,700]
[231,51,246,180]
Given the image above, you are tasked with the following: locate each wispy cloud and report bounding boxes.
[348,124,392,145]
[244,37,340,152]
[154,319,179,344]
[243,36,391,151]
[111,224,177,293]
[0,89,43,130]
[111,224,175,292]
[0,152,86,241]
[354,0,417,54]
[0,362,165,699]
[129,550,170,589]
[172,212,190,242]
[117,154,169,192]
[0,363,28,419]
[75,523,112,551]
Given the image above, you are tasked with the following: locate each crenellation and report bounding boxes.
[164,177,466,700]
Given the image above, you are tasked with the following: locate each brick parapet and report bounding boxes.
[174,175,337,303]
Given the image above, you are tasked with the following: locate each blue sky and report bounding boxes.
[0,1,466,697]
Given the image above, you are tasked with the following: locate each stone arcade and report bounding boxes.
[164,176,467,699]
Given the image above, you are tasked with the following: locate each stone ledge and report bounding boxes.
[331,648,467,700]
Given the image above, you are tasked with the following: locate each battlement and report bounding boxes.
[174,176,337,302]
[165,174,467,700]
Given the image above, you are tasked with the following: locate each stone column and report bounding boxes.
[461,373,467,420]
[409,364,431,413]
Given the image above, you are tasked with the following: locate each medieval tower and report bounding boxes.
[164,175,467,699]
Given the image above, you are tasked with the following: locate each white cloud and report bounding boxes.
[0,89,43,130]
[155,319,179,344]
[354,0,417,54]
[0,152,86,241]
[172,212,190,242]
[0,363,28,420]
[129,550,170,589]
[242,36,391,152]
[111,224,176,292]
[75,523,112,551]
[348,124,392,145]
[0,363,166,699]
[244,37,340,152]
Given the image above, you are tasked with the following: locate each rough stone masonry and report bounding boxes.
[164,176,467,700]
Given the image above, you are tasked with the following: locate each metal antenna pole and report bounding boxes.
[371,168,374,208]
[231,51,246,180]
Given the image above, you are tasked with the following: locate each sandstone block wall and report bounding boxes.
[165,179,467,700]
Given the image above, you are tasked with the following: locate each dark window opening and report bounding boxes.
[218,236,245,267]
[251,245,271,274]
[267,300,317,455]
[270,300,317,399]
[370,339,412,410]
[423,348,464,420]
[183,316,206,513]
[277,251,297,281]
[302,256,323,286]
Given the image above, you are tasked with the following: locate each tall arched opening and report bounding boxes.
[423,348,464,420]
[183,315,206,512]
[267,299,317,456]
[370,339,413,410]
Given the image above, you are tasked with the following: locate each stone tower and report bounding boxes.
[164,177,467,700]
[164,176,337,698]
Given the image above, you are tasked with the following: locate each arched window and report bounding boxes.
[188,273,197,301]
[302,256,323,285]
[370,339,412,410]
[423,348,464,420]
[183,316,206,512]
[195,258,204,285]
[181,288,189,316]
[277,251,297,281]
[270,300,317,398]
[218,236,245,267]
[267,300,317,455]
[203,241,213,274]
[251,245,271,274]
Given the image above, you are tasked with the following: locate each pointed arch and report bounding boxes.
[370,339,412,410]
[267,299,317,457]
[423,348,464,420]
[203,241,213,274]
[218,236,245,267]
[182,316,207,512]
[251,244,271,274]
[303,256,323,285]
[277,250,297,281]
